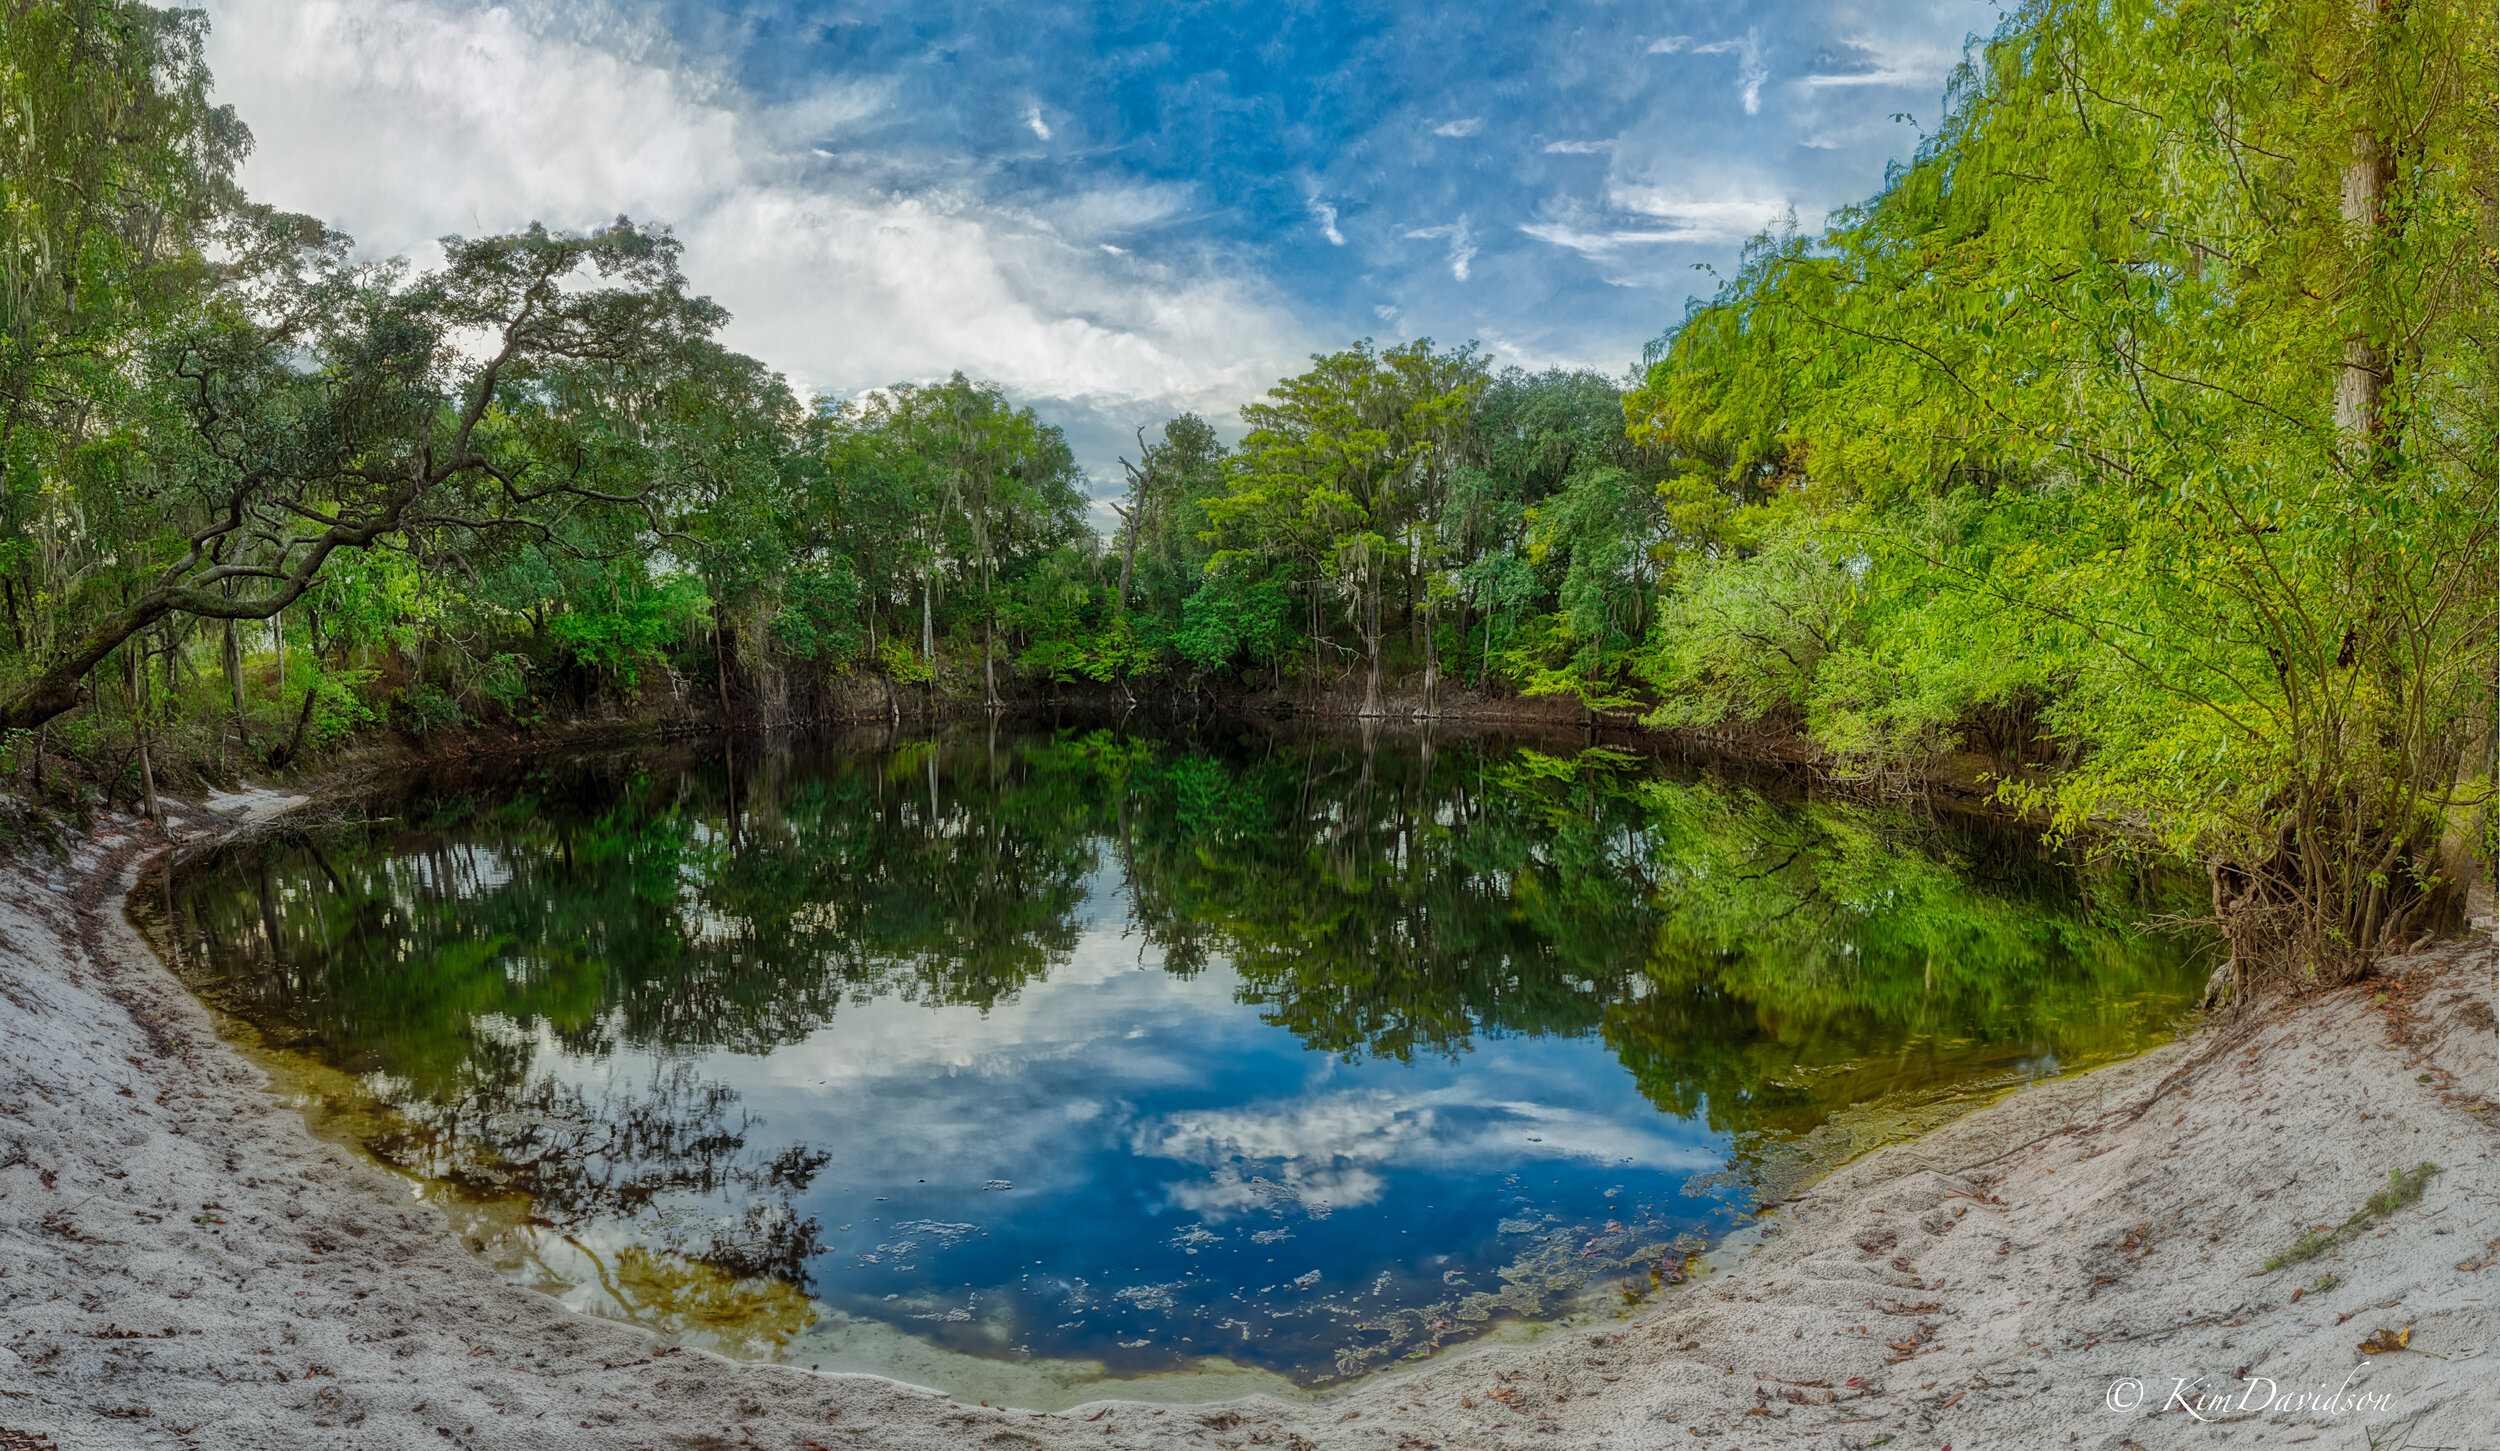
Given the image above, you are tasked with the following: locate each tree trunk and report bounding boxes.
[1116,431,1151,607]
[1116,503,1139,607]
[139,727,160,826]
[258,683,318,770]
[1360,570,1384,718]
[125,645,159,826]
[982,559,1001,712]
[1308,577,1323,705]
[224,617,250,747]
[1419,595,1439,718]
[1408,535,1422,655]
[2332,0,2391,472]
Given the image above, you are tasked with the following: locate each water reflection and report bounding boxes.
[152,725,2205,1388]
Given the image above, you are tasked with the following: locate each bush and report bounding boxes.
[393,682,466,736]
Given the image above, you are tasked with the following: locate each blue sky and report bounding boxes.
[205,0,1998,504]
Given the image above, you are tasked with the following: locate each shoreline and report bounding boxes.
[243,702,2029,835]
[1,802,2492,1449]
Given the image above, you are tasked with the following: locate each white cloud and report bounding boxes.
[1801,70,1916,87]
[1470,329,1606,372]
[1645,35,1689,54]
[760,79,896,144]
[1307,196,1346,246]
[1432,117,1483,138]
[1403,218,1478,282]
[1542,139,1615,155]
[1518,185,1790,259]
[1024,181,1196,238]
[1132,1088,1715,1223]
[201,0,1306,443]
[1026,105,1053,140]
[1802,33,1961,91]
[1609,186,1792,241]
[1135,1094,1422,1218]
[1691,33,1768,115]
[1519,221,1684,256]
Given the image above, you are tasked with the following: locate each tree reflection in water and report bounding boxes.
[155,725,2205,1368]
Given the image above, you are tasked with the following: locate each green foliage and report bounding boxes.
[1174,572,1297,676]
[304,667,381,747]
[469,655,531,716]
[393,683,465,736]
[1620,0,2494,968]
[877,638,933,686]
[770,565,864,664]
[1073,613,1156,686]
[548,575,709,687]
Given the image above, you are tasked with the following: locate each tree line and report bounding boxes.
[4,0,2490,981]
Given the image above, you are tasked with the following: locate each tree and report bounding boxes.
[0,213,725,732]
[1219,341,1483,717]
[837,376,1086,709]
[1625,0,2496,981]
[1381,342,1485,716]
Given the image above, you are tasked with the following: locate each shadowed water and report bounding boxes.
[152,725,2207,1394]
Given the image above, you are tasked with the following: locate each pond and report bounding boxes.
[146,725,2208,1405]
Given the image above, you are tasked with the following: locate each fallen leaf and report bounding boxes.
[2357,1325,2410,1355]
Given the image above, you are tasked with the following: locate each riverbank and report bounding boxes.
[2,803,2492,1450]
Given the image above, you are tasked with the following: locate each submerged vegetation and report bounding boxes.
[5,0,2491,984]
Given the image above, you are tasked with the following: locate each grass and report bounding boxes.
[2263,1162,2439,1272]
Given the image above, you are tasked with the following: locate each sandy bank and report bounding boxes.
[2,810,2493,1450]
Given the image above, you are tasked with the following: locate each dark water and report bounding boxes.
[151,726,2207,1396]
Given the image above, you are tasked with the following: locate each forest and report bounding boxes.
[3,0,2491,986]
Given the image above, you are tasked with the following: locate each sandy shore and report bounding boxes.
[2,809,2493,1450]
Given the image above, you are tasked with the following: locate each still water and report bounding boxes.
[151,726,2206,1401]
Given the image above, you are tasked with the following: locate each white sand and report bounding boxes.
[3,809,2493,1449]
